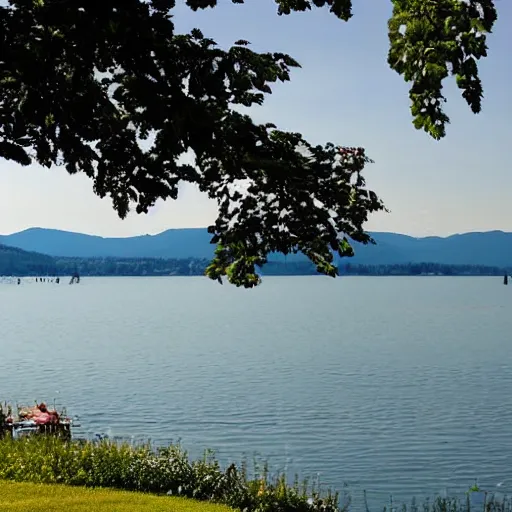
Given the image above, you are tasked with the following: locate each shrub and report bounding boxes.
[0,436,340,512]
[4,437,511,511]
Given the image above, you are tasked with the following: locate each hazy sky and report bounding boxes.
[1,1,510,238]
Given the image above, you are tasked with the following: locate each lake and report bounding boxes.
[1,276,511,509]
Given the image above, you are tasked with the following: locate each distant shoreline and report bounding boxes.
[2,260,509,279]
[3,228,512,277]
[1,242,510,278]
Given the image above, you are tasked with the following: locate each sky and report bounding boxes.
[1,0,511,238]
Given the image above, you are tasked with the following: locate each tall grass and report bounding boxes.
[2,437,511,511]
[372,495,512,512]
[0,436,340,512]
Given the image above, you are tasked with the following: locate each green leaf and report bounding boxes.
[0,142,31,166]
[0,0,497,286]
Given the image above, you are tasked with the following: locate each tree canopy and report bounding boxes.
[0,0,497,286]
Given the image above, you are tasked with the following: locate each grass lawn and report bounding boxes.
[0,481,233,512]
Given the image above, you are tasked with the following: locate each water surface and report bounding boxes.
[1,276,511,508]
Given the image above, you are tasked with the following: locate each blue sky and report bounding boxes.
[1,0,510,237]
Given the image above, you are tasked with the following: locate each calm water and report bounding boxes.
[1,276,512,508]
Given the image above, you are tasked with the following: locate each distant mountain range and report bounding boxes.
[1,227,512,268]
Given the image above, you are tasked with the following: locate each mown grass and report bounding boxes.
[0,481,232,512]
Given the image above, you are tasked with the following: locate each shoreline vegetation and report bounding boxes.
[1,241,511,278]
[0,436,340,512]
[0,437,511,512]
[0,250,510,279]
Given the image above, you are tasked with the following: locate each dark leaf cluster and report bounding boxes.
[0,0,497,285]
[388,0,497,139]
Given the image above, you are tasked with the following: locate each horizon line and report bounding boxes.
[0,226,510,240]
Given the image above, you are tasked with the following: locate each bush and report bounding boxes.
[0,436,341,512]
[3,437,512,511]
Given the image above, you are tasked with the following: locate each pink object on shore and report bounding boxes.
[34,412,52,425]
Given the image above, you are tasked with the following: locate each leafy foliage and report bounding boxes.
[388,0,497,139]
[2,438,512,512]
[0,0,497,286]
[0,436,341,512]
